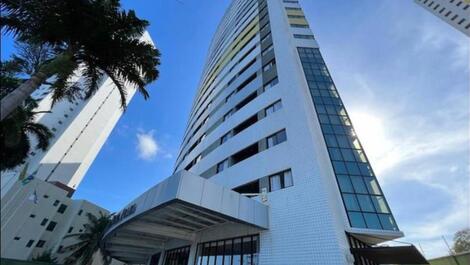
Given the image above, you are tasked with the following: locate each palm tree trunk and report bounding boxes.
[1,71,49,120]
[0,52,73,121]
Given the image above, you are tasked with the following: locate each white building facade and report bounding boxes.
[1,32,154,263]
[101,2,426,265]
[1,178,108,261]
[414,0,470,36]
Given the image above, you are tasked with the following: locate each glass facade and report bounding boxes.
[164,246,190,265]
[297,47,398,231]
[195,235,259,265]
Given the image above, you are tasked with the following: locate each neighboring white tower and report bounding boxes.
[414,0,470,36]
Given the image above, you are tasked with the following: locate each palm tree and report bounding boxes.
[0,0,161,120]
[0,99,53,171]
[32,250,59,264]
[61,212,112,265]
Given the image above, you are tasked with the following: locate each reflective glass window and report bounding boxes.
[351,176,368,194]
[348,212,366,228]
[337,175,354,193]
[328,148,343,161]
[371,196,390,213]
[378,214,397,231]
[346,162,361,175]
[224,240,232,265]
[269,174,282,192]
[364,177,381,195]
[363,213,382,229]
[333,161,348,174]
[233,238,242,265]
[343,194,360,211]
[357,195,375,212]
[340,149,355,161]
[284,170,294,187]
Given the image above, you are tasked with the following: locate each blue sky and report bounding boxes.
[2,0,469,259]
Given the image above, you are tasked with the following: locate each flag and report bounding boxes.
[28,190,38,204]
[18,163,29,181]
[21,170,37,186]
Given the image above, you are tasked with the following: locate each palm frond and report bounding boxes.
[24,122,53,150]
[102,69,127,110]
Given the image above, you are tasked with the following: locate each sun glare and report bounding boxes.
[349,112,390,166]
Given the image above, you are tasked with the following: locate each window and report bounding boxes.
[284,170,294,187]
[269,170,293,192]
[68,227,74,233]
[290,24,309,28]
[265,100,282,116]
[57,204,68,214]
[223,110,234,121]
[232,143,259,165]
[36,240,46,248]
[288,15,305,19]
[164,246,190,265]
[26,240,35,248]
[78,209,83,216]
[46,221,57,231]
[43,194,49,199]
[40,218,48,226]
[283,0,299,3]
[285,7,301,10]
[195,235,259,265]
[260,22,269,32]
[235,92,257,110]
[217,159,229,173]
[348,212,367,228]
[266,129,287,148]
[29,214,36,218]
[233,180,260,197]
[261,33,270,43]
[233,115,258,135]
[195,155,202,164]
[53,200,60,206]
[261,44,273,56]
[226,91,236,102]
[14,237,21,240]
[293,34,315,39]
[220,133,230,144]
[263,60,276,72]
[269,174,282,192]
[263,77,278,90]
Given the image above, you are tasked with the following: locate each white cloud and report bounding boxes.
[136,130,159,160]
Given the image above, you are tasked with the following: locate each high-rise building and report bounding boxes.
[414,0,470,36]
[1,32,154,263]
[101,2,426,264]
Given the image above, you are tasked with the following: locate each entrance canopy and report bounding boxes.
[102,171,269,264]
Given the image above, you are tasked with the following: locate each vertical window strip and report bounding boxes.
[296,47,398,231]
